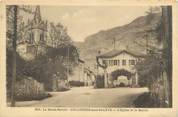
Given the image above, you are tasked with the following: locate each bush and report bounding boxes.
[133,92,161,108]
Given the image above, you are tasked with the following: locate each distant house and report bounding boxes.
[51,73,69,91]
[96,49,145,88]
[68,58,95,87]
[68,59,85,83]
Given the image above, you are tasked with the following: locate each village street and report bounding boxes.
[15,87,148,107]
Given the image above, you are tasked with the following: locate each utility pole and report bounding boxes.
[11,5,18,107]
[113,37,116,50]
[146,34,148,54]
[66,45,70,86]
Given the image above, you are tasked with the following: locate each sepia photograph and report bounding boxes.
[5,5,172,108]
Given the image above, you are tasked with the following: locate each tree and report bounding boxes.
[9,6,18,107]
[136,55,163,88]
[22,49,67,90]
[146,7,161,24]
[6,5,34,49]
[135,6,172,107]
[161,6,172,107]
[49,22,72,48]
[6,5,34,107]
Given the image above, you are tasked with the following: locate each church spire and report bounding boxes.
[34,6,41,23]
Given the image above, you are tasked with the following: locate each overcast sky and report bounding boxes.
[38,6,150,42]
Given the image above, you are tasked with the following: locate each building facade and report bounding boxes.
[96,49,145,88]
[68,59,85,82]
[68,58,95,87]
[17,6,47,60]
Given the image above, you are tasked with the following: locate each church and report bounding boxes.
[17,6,48,60]
[96,49,145,88]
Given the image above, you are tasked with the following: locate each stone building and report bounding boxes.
[17,6,47,60]
[96,49,145,88]
[68,59,85,83]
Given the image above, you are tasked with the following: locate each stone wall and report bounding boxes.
[15,77,45,101]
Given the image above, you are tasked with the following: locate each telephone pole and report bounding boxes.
[113,37,116,50]
[11,5,18,107]
[66,45,70,86]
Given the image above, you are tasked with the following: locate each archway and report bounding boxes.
[111,69,132,87]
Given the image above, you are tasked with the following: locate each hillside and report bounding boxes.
[74,13,162,71]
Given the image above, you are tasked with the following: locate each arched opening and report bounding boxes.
[111,69,132,87]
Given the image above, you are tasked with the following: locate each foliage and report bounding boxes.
[6,6,34,48]
[6,49,26,88]
[134,92,162,108]
[47,44,79,63]
[6,5,79,84]
[49,22,72,48]
[135,55,164,88]
[145,7,161,24]
[7,45,79,91]
[22,47,68,83]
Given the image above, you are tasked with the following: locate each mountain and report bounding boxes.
[74,13,162,71]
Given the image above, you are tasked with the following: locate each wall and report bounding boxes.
[69,62,85,82]
[15,77,45,101]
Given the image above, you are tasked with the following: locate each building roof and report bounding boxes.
[34,6,41,22]
[96,49,146,58]
[24,6,47,32]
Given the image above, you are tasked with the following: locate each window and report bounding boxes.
[30,33,34,44]
[129,60,136,65]
[109,60,114,66]
[131,60,136,65]
[117,60,120,66]
[40,33,44,42]
[122,60,126,66]
[114,60,117,65]
[111,60,114,66]
[109,60,112,66]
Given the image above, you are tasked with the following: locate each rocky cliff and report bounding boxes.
[74,13,162,71]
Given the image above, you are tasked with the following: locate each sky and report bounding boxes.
[35,6,150,42]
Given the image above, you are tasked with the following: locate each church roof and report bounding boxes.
[97,49,146,58]
[23,6,47,31]
[34,6,41,22]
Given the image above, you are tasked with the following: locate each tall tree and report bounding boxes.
[49,22,72,48]
[10,5,18,107]
[6,5,34,107]
[161,6,172,107]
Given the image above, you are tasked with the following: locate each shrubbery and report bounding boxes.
[133,92,162,108]
[69,81,84,87]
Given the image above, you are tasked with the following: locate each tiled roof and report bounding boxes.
[97,49,146,58]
